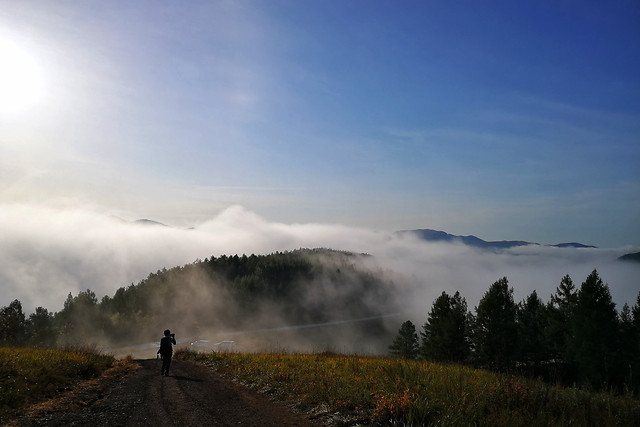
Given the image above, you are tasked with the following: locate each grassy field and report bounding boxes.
[177,350,640,426]
[0,347,114,421]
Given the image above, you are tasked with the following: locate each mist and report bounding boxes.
[1,202,638,353]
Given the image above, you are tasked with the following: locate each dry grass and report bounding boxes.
[0,347,136,424]
[177,349,640,426]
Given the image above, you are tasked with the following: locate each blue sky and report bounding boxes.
[1,0,639,247]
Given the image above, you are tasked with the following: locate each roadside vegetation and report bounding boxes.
[177,349,640,426]
[0,347,114,421]
[391,271,640,394]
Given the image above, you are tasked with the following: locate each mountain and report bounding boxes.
[619,251,640,262]
[552,242,597,248]
[134,219,167,227]
[397,229,596,250]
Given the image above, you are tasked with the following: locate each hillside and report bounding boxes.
[58,249,399,352]
[619,251,640,262]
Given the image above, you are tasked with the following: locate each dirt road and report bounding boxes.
[16,359,324,426]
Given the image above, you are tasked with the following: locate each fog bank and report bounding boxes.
[1,203,638,319]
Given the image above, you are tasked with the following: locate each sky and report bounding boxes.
[1,1,639,247]
[0,1,639,316]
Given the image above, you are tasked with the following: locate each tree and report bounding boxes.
[545,274,579,382]
[569,270,619,387]
[26,307,57,347]
[632,290,640,330]
[55,289,104,345]
[389,320,419,359]
[617,303,638,389]
[0,299,27,346]
[623,291,640,392]
[516,290,548,374]
[421,291,469,362]
[471,277,518,370]
[550,274,578,310]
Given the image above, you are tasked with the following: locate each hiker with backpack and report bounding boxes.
[157,329,176,376]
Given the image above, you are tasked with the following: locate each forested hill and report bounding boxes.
[7,249,400,350]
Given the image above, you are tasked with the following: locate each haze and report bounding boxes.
[2,204,638,317]
[1,1,639,249]
[1,2,639,325]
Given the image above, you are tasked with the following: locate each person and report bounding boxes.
[157,329,176,376]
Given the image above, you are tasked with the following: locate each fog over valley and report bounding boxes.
[2,202,638,353]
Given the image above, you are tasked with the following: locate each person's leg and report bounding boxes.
[161,357,168,375]
[165,355,172,376]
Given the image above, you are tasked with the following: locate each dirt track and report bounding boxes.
[16,359,324,426]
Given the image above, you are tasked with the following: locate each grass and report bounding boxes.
[176,349,640,426]
[0,346,114,421]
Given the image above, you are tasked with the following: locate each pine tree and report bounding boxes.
[628,291,640,391]
[546,274,578,379]
[471,277,518,370]
[632,290,640,330]
[389,320,419,359]
[516,290,548,374]
[26,307,57,347]
[569,270,619,387]
[0,299,26,346]
[551,274,578,309]
[421,291,469,362]
[617,303,638,388]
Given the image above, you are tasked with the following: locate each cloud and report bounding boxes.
[1,203,638,321]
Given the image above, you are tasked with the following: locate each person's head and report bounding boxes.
[164,329,171,337]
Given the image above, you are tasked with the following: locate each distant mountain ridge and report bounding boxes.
[397,229,597,250]
[134,219,167,227]
[618,252,640,262]
[125,217,599,250]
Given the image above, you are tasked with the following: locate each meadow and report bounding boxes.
[0,347,114,421]
[177,349,640,426]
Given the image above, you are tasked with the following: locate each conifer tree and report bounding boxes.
[26,307,57,347]
[516,290,548,374]
[569,270,619,387]
[471,277,518,370]
[546,274,578,375]
[628,291,640,391]
[0,299,26,346]
[421,291,469,362]
[389,320,419,359]
[617,303,638,388]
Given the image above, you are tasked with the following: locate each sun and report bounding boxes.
[0,38,44,115]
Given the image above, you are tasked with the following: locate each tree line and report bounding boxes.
[0,249,391,348]
[389,269,640,392]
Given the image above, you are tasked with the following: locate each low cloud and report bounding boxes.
[1,203,638,323]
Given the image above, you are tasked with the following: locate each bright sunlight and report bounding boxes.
[0,38,44,114]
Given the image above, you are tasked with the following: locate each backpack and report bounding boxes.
[159,336,173,355]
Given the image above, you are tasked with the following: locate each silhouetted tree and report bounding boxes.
[545,274,579,381]
[421,291,469,362]
[617,303,638,389]
[26,307,57,347]
[0,299,27,346]
[516,290,548,375]
[569,270,619,388]
[55,289,104,345]
[471,277,518,370]
[632,290,640,330]
[389,320,419,359]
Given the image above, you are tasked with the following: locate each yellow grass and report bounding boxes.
[0,347,114,421]
[177,350,640,426]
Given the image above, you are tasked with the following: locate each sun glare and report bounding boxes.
[0,38,44,115]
